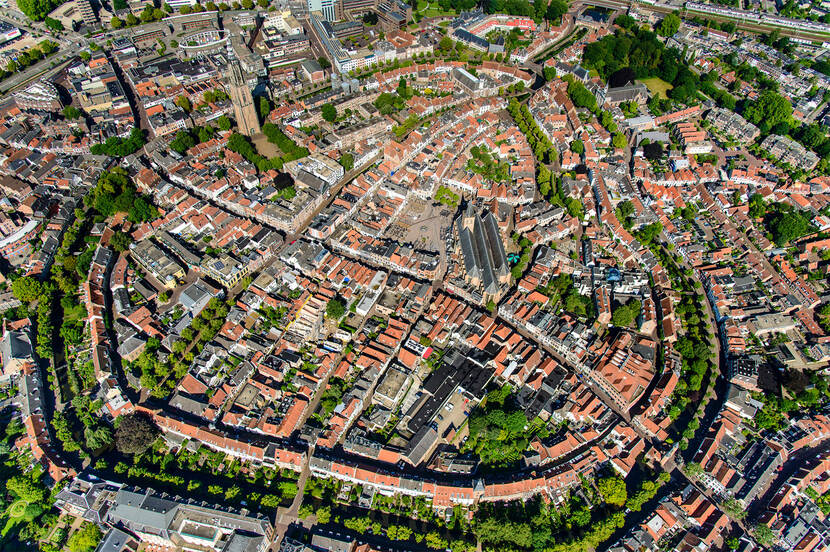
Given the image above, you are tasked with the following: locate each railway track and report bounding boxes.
[576,0,830,41]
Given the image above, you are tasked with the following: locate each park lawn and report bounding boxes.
[416,0,457,17]
[7,500,27,519]
[639,77,673,100]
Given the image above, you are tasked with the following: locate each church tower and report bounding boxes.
[226,60,260,136]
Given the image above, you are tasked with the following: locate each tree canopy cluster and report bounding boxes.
[582,21,699,103]
[17,0,61,21]
[325,296,346,319]
[90,128,147,158]
[62,106,83,120]
[755,200,814,246]
[538,273,595,319]
[483,0,569,25]
[321,103,338,123]
[743,91,792,134]
[374,91,407,115]
[463,385,546,467]
[0,433,56,550]
[86,168,158,224]
[169,125,219,154]
[611,299,641,328]
[134,298,229,398]
[474,486,617,552]
[754,370,830,431]
[67,523,103,552]
[466,145,512,183]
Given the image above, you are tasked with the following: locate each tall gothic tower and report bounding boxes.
[226,60,260,136]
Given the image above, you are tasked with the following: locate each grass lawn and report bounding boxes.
[7,500,27,519]
[639,77,673,100]
[416,0,457,17]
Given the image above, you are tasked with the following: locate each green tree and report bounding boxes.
[570,139,584,154]
[16,0,62,21]
[44,16,64,30]
[545,0,568,22]
[743,91,792,131]
[11,276,43,302]
[722,497,747,520]
[175,96,192,112]
[683,461,703,478]
[111,16,124,29]
[114,413,159,455]
[597,476,627,507]
[67,523,103,552]
[7,475,46,503]
[321,103,338,122]
[753,524,775,547]
[612,299,641,327]
[63,106,83,119]
[216,115,232,131]
[326,297,346,319]
[657,13,681,37]
[258,96,271,121]
[340,152,354,171]
[110,230,132,252]
[316,505,331,523]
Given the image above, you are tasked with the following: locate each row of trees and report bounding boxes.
[110,5,166,28]
[473,478,610,552]
[0,40,58,82]
[177,0,269,15]
[472,471,671,552]
[226,132,293,173]
[650,245,716,438]
[484,0,568,25]
[107,424,297,512]
[507,99,585,219]
[338,515,474,551]
[262,122,309,162]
